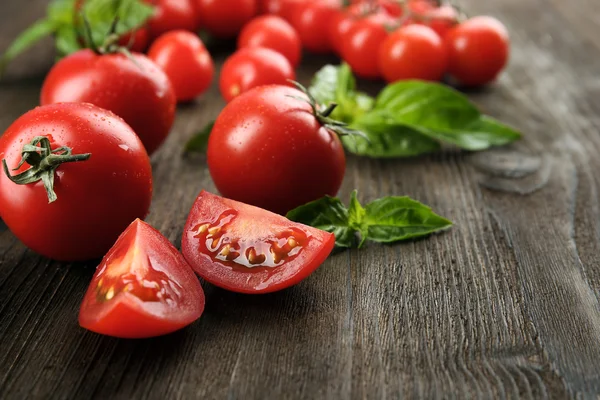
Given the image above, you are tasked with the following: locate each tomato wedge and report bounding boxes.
[182,191,335,294]
[79,219,205,338]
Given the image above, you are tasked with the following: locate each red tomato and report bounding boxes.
[422,4,458,38]
[118,28,151,52]
[145,0,200,39]
[328,3,372,55]
[207,85,346,214]
[379,24,448,82]
[444,16,510,86]
[195,0,258,38]
[0,103,152,261]
[79,219,204,338]
[238,15,302,67]
[377,0,403,17]
[182,191,335,294]
[148,30,214,102]
[341,15,392,79]
[41,49,176,155]
[291,1,340,53]
[219,47,295,103]
[259,0,309,19]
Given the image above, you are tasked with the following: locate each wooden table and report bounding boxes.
[1,0,600,398]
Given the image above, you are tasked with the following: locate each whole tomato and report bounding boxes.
[195,0,258,38]
[379,24,448,82]
[0,103,153,261]
[41,49,176,155]
[148,30,215,102]
[291,0,341,53]
[445,16,510,86]
[219,47,295,103]
[207,85,346,215]
[145,0,200,39]
[238,15,302,67]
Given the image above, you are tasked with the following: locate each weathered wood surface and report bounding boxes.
[1,0,600,398]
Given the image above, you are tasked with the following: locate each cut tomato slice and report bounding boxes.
[182,191,335,294]
[79,219,205,338]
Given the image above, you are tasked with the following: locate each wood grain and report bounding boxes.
[1,0,599,398]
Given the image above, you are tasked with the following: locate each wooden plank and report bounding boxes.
[0,0,599,398]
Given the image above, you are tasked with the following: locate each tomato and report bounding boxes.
[145,0,200,39]
[207,85,346,214]
[238,15,302,67]
[118,28,151,52]
[379,24,448,82]
[41,49,176,155]
[260,0,311,21]
[79,219,204,338]
[291,1,340,53]
[148,30,214,102]
[341,14,392,79]
[328,3,372,55]
[444,16,510,86]
[219,47,295,103]
[182,191,335,294]
[195,0,258,38]
[0,103,153,261]
[421,4,458,38]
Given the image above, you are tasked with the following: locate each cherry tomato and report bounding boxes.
[379,24,448,82]
[182,191,335,294]
[259,0,309,20]
[148,30,214,102]
[329,3,372,55]
[118,28,151,52]
[207,85,346,214]
[145,0,200,39]
[421,4,458,38]
[444,16,510,87]
[291,1,340,53]
[41,49,176,155]
[79,219,204,338]
[341,14,392,79]
[0,103,153,261]
[195,0,258,38]
[219,47,295,103]
[238,15,302,67]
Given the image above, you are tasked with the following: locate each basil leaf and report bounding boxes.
[286,196,356,248]
[287,191,452,249]
[364,196,453,243]
[184,121,215,154]
[55,26,81,57]
[344,112,441,158]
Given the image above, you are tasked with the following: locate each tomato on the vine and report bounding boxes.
[145,0,200,39]
[80,219,205,338]
[0,103,153,262]
[207,85,346,215]
[41,49,176,155]
[379,24,448,82]
[291,0,341,54]
[182,191,335,294]
[238,15,302,67]
[444,16,510,86]
[148,30,214,102]
[195,0,258,38]
[219,47,295,103]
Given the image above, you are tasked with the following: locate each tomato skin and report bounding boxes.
[148,30,214,102]
[207,85,346,215]
[259,0,309,19]
[41,49,176,155]
[118,28,151,52]
[379,24,448,83]
[291,1,340,53]
[421,4,458,38]
[341,16,391,79]
[145,0,200,39]
[328,3,371,55]
[182,191,335,294]
[195,0,258,38]
[79,219,204,338]
[219,47,295,103]
[238,15,302,67]
[444,16,510,86]
[0,103,153,261]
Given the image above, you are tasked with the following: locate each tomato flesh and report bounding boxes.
[182,191,335,294]
[80,219,204,338]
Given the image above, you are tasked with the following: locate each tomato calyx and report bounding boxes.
[2,136,91,203]
[80,15,142,66]
[288,81,370,142]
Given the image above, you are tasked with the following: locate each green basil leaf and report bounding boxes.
[184,121,215,154]
[55,26,81,57]
[364,196,453,243]
[347,190,368,247]
[286,196,356,248]
[344,112,441,158]
[0,19,56,74]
